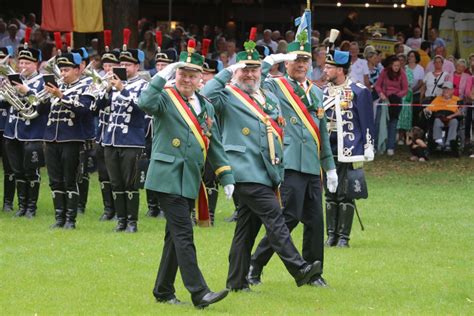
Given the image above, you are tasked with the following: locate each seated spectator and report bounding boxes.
[406,26,422,50]
[256,29,277,53]
[425,46,455,76]
[225,39,237,65]
[0,23,21,52]
[311,45,327,85]
[418,40,431,69]
[349,41,370,87]
[429,27,446,53]
[452,59,472,101]
[421,55,451,103]
[406,126,428,161]
[424,81,461,150]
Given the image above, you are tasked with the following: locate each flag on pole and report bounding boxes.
[407,0,447,6]
[295,9,312,45]
[41,0,104,33]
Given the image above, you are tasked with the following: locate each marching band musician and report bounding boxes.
[2,29,48,218]
[0,45,16,213]
[96,31,119,221]
[72,46,95,214]
[144,31,177,218]
[42,51,95,229]
[97,29,148,233]
[322,45,375,248]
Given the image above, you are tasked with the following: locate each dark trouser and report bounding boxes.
[96,144,115,217]
[153,192,210,305]
[324,162,355,242]
[465,106,472,142]
[251,171,324,272]
[203,160,218,224]
[227,183,307,290]
[104,147,141,224]
[4,139,43,215]
[1,133,15,209]
[45,142,81,223]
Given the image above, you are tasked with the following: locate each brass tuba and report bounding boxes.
[0,57,39,120]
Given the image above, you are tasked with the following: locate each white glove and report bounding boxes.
[157,62,185,80]
[364,144,375,161]
[226,62,246,74]
[326,169,338,193]
[263,53,297,66]
[223,184,235,200]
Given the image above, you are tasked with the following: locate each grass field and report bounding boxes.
[1,149,473,315]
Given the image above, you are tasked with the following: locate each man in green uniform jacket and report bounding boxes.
[248,33,338,288]
[201,36,322,292]
[138,40,235,309]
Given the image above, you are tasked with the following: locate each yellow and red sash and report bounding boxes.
[275,77,321,153]
[226,85,283,146]
[165,87,211,227]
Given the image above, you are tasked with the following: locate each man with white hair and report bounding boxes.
[202,34,322,292]
[257,29,278,53]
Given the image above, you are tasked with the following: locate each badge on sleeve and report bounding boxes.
[317,108,324,119]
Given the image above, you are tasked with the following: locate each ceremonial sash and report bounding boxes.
[275,78,321,153]
[226,85,283,146]
[165,87,210,227]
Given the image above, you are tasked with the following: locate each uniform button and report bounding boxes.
[302,139,307,143]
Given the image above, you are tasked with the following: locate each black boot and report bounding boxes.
[125,191,139,233]
[325,201,339,247]
[50,191,66,228]
[14,180,28,217]
[99,181,115,221]
[3,173,15,212]
[25,181,40,218]
[64,191,79,229]
[336,202,355,248]
[113,192,127,232]
[77,175,89,214]
[208,188,219,226]
[145,189,160,217]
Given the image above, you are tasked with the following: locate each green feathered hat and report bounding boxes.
[178,39,204,71]
[287,30,311,58]
[236,27,261,67]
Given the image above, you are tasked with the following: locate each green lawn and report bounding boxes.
[1,150,473,315]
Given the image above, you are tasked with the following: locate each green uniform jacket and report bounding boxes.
[201,69,284,188]
[137,76,234,200]
[262,62,335,175]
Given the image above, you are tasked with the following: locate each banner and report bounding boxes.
[454,12,474,60]
[439,9,458,57]
[41,0,104,33]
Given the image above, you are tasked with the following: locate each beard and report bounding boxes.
[231,76,261,94]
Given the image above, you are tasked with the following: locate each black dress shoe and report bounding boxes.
[195,289,229,309]
[308,276,328,287]
[325,235,338,247]
[336,238,350,248]
[247,264,262,286]
[63,221,76,229]
[227,286,251,292]
[156,297,183,305]
[295,261,322,287]
[3,202,13,212]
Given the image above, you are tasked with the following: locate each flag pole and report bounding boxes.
[422,0,428,40]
